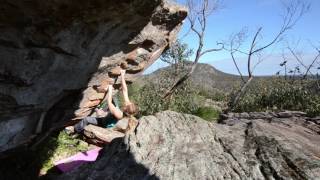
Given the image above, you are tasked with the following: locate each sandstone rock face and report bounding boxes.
[0,0,187,153]
[84,124,125,143]
[55,111,320,180]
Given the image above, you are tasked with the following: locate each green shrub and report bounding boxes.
[198,88,228,102]
[37,131,89,175]
[129,70,203,117]
[232,78,320,117]
[194,107,220,121]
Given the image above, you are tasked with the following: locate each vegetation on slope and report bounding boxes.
[129,68,224,120]
[232,78,320,116]
[133,62,320,118]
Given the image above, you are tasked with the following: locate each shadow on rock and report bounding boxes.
[45,137,159,180]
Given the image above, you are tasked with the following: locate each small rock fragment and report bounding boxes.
[109,66,122,76]
[96,78,114,93]
[120,62,128,69]
[126,50,138,64]
[126,62,146,73]
[84,125,125,143]
[114,118,129,132]
[278,111,293,118]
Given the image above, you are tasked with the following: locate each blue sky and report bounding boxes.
[146,0,320,76]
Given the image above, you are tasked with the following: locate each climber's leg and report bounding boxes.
[74,116,98,133]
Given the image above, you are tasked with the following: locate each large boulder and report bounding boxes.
[55,111,320,180]
[0,0,187,153]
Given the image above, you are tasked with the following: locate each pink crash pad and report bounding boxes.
[54,147,102,172]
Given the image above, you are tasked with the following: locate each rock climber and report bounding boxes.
[66,69,138,134]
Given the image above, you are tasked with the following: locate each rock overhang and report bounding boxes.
[0,0,187,153]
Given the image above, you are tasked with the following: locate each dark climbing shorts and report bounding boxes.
[74,114,118,133]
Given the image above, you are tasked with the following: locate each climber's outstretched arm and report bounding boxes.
[107,85,123,120]
[120,70,130,104]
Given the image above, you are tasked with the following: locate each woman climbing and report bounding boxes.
[66,69,138,134]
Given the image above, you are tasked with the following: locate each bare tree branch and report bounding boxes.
[251,52,264,74]
[230,50,245,83]
[288,47,309,69]
[304,47,320,78]
[163,0,221,99]
[288,46,317,77]
[247,27,262,77]
[189,20,202,39]
[251,1,309,54]
[229,76,253,111]
[220,28,249,83]
[225,0,309,112]
[200,43,224,57]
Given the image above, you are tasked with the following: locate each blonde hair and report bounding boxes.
[122,103,138,116]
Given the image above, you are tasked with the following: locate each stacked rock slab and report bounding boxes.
[55,111,320,180]
[83,117,137,145]
[84,125,125,144]
[0,0,187,153]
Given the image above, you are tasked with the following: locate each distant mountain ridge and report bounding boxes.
[136,63,244,93]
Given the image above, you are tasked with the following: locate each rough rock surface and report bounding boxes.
[54,111,320,180]
[0,0,187,152]
[84,124,125,143]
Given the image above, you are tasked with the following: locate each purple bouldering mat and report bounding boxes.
[54,147,102,172]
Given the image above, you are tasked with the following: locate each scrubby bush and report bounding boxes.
[232,78,320,116]
[194,107,220,121]
[198,88,228,102]
[128,67,226,121]
[129,70,201,117]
